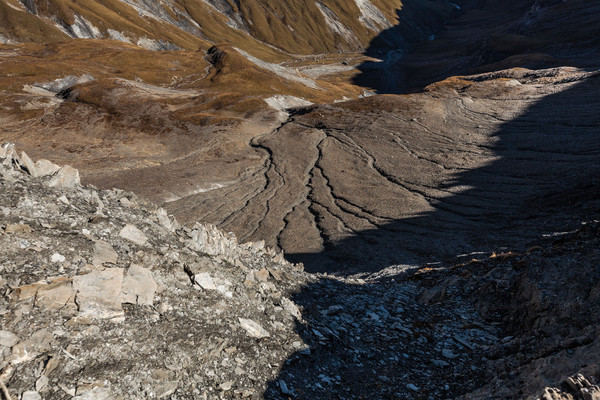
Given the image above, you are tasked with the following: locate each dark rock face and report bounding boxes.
[356,0,600,93]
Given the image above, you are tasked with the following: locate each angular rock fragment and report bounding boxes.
[18,152,61,178]
[92,240,118,266]
[192,272,233,297]
[22,391,42,400]
[10,329,54,364]
[48,165,80,188]
[34,277,75,311]
[193,272,216,291]
[35,375,49,392]
[188,223,238,257]
[156,208,174,232]
[0,330,19,347]
[4,224,32,234]
[119,197,137,207]
[238,318,270,338]
[155,381,178,399]
[121,264,157,306]
[18,151,37,176]
[119,224,148,246]
[50,253,65,263]
[73,268,124,320]
[0,142,9,158]
[255,268,269,282]
[281,297,301,319]
[72,387,112,400]
[34,159,61,177]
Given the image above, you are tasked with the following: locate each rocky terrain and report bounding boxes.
[2,0,598,275]
[0,144,309,399]
[1,146,600,400]
[1,0,600,398]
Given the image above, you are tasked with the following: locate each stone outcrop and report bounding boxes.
[2,145,599,400]
[0,146,307,399]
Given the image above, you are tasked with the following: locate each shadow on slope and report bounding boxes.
[354,0,600,94]
[351,0,467,93]
[266,68,600,400]
[289,71,600,275]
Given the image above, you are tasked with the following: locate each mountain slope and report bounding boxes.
[2,0,599,274]
[1,0,460,55]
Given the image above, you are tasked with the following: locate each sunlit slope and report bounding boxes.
[1,0,459,56]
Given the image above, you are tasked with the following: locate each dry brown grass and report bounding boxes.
[2,0,408,56]
[0,38,365,137]
[0,1,69,44]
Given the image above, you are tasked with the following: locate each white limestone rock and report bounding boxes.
[0,330,19,347]
[193,272,216,291]
[238,318,270,339]
[119,224,148,246]
[73,268,124,320]
[35,159,62,177]
[50,253,65,263]
[156,207,174,232]
[281,297,301,320]
[121,264,157,306]
[188,223,238,257]
[92,240,118,266]
[48,165,81,189]
[73,387,112,400]
[22,391,42,400]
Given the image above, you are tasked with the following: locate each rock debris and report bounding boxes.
[1,145,599,399]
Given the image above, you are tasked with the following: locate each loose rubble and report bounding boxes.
[1,144,599,400]
[0,144,307,399]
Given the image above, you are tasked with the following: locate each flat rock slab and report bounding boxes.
[0,330,19,347]
[19,151,60,178]
[11,329,54,364]
[119,224,148,246]
[72,387,112,400]
[73,268,124,320]
[121,264,157,306]
[5,224,32,234]
[34,277,75,311]
[238,318,270,339]
[92,240,118,266]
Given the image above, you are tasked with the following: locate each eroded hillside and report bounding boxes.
[1,143,599,400]
[1,0,600,398]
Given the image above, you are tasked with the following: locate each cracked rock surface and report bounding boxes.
[2,145,600,400]
[175,66,600,274]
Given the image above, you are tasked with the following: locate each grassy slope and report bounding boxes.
[0,0,69,43]
[1,0,411,55]
[0,40,362,129]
